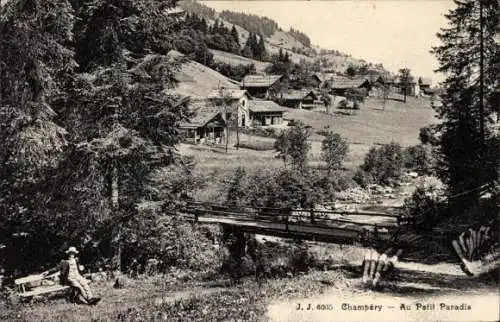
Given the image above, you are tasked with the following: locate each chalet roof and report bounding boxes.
[330,77,370,89]
[179,107,224,129]
[280,90,317,101]
[313,73,337,83]
[248,100,288,113]
[391,75,417,85]
[419,77,432,86]
[207,89,249,100]
[241,75,283,88]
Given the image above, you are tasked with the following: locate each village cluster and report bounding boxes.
[178,68,434,145]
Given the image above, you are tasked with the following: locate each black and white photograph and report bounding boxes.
[0,0,498,321]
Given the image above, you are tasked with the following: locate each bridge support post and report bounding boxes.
[222,225,247,284]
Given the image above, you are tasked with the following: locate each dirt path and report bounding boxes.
[267,261,499,322]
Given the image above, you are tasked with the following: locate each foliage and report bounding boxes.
[241,33,267,60]
[0,0,197,274]
[419,125,439,146]
[220,10,279,37]
[274,122,311,168]
[401,187,443,230]
[237,140,275,151]
[211,62,256,81]
[226,167,248,207]
[320,90,332,108]
[430,0,499,207]
[289,27,311,47]
[403,144,433,174]
[345,65,357,77]
[352,169,373,188]
[176,14,240,58]
[321,132,349,172]
[179,0,216,19]
[239,126,278,138]
[359,142,404,185]
[397,68,414,103]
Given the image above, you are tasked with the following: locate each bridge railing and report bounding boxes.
[183,201,401,231]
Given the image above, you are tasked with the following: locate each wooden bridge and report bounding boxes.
[181,202,409,245]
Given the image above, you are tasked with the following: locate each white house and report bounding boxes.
[207,88,251,127]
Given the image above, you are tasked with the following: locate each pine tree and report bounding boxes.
[242,32,256,58]
[230,25,239,46]
[431,0,499,208]
[257,34,267,61]
[398,68,414,103]
[0,0,77,271]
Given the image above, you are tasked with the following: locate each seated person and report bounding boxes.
[45,246,100,304]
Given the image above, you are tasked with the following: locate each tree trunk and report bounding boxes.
[111,165,122,272]
[225,125,228,153]
[403,89,407,103]
[236,114,239,150]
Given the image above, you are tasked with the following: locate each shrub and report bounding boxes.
[419,125,438,145]
[237,140,275,151]
[403,144,433,174]
[321,132,349,172]
[239,127,278,138]
[353,169,373,188]
[359,142,404,185]
[274,123,311,168]
[401,187,443,231]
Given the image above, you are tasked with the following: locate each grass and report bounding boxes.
[177,94,435,203]
[211,49,271,73]
[285,95,437,145]
[1,262,356,322]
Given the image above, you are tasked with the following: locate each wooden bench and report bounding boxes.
[15,272,70,299]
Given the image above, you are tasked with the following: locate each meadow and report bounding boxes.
[181,94,436,202]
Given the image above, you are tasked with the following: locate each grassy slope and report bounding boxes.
[179,95,436,202]
[211,49,271,73]
[172,57,240,99]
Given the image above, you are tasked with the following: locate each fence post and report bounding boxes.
[310,208,315,224]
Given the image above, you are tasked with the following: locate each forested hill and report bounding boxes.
[178,0,389,75]
[179,0,311,49]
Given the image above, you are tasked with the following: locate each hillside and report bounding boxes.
[210,49,271,73]
[179,1,387,74]
[168,51,239,99]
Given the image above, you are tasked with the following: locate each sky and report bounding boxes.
[203,0,456,84]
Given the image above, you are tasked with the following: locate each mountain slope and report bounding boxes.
[169,51,239,99]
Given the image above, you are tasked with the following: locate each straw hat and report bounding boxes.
[65,246,79,254]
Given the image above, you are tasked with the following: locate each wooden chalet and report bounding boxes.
[179,106,226,145]
[278,90,318,109]
[248,100,288,126]
[309,72,337,89]
[418,77,433,94]
[241,74,286,99]
[328,76,371,96]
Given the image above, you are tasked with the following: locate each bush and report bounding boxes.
[353,169,373,188]
[359,142,404,185]
[419,125,438,145]
[274,123,311,168]
[403,144,433,174]
[321,132,349,172]
[237,140,275,151]
[401,187,443,231]
[239,127,278,138]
